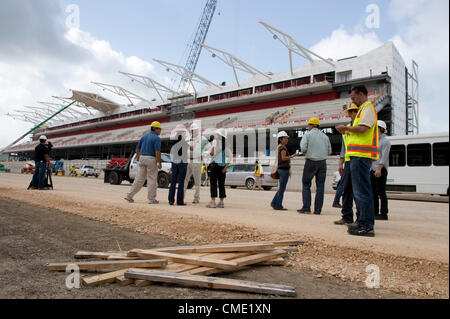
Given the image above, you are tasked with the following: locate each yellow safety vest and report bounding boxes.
[345,101,379,161]
[254,164,261,177]
[342,123,352,162]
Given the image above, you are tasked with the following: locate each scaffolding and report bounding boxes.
[406,60,419,135]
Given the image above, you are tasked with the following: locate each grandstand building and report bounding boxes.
[5,40,415,161]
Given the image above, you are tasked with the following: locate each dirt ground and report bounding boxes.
[0,172,448,298]
[0,198,406,299]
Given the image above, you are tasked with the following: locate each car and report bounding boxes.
[129,153,172,188]
[225,163,278,190]
[124,153,194,188]
[75,165,100,178]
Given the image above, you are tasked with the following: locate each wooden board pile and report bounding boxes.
[45,240,306,297]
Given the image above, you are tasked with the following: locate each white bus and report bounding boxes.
[387,132,449,196]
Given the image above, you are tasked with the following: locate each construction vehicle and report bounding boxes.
[103,153,193,189]
[21,161,35,174]
[75,165,100,178]
[52,160,65,176]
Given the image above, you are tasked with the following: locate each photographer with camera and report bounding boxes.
[30,135,51,190]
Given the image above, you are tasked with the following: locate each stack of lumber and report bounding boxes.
[45,239,305,297]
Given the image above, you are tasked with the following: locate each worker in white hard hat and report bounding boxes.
[125,121,162,204]
[270,131,300,211]
[184,121,211,204]
[370,120,391,220]
[30,135,51,190]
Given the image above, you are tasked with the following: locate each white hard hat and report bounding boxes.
[216,128,227,138]
[39,135,47,140]
[190,123,200,131]
[377,120,387,131]
[276,131,289,138]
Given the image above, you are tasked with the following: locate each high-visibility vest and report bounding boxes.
[254,164,261,177]
[345,101,379,161]
[342,123,352,162]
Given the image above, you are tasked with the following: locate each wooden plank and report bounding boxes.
[140,240,306,254]
[74,251,115,259]
[115,275,134,286]
[74,251,130,259]
[128,253,232,287]
[180,251,285,276]
[233,250,287,268]
[256,257,285,266]
[128,252,238,286]
[127,250,239,271]
[82,269,128,286]
[124,269,296,297]
[107,255,141,260]
[46,259,168,271]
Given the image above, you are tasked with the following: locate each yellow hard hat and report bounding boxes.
[344,103,359,114]
[150,121,162,129]
[307,117,320,126]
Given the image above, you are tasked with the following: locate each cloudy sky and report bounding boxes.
[0,0,448,149]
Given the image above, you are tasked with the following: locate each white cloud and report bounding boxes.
[309,0,449,134]
[310,26,383,60]
[388,0,449,133]
[0,1,167,149]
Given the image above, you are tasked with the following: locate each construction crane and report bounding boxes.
[177,0,218,93]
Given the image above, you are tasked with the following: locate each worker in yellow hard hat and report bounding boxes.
[125,120,162,204]
[298,116,332,215]
[334,103,360,225]
[150,121,162,130]
[344,103,359,115]
[307,117,320,126]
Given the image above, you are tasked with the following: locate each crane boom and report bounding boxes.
[178,0,217,93]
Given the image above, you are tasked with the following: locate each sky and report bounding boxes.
[0,0,448,149]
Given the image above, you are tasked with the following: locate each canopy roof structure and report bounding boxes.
[70,90,121,114]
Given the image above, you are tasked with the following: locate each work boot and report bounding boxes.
[334,218,353,225]
[347,221,360,228]
[348,226,375,237]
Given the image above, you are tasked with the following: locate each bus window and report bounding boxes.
[389,144,406,167]
[407,143,431,167]
[433,142,449,166]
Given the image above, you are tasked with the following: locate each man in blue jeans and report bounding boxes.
[168,124,189,206]
[336,85,379,237]
[298,117,332,215]
[31,135,51,190]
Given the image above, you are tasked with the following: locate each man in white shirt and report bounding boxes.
[184,123,211,204]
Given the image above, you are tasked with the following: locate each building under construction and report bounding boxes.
[3,20,418,161]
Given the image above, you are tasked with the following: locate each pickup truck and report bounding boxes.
[103,153,193,188]
[75,165,100,178]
